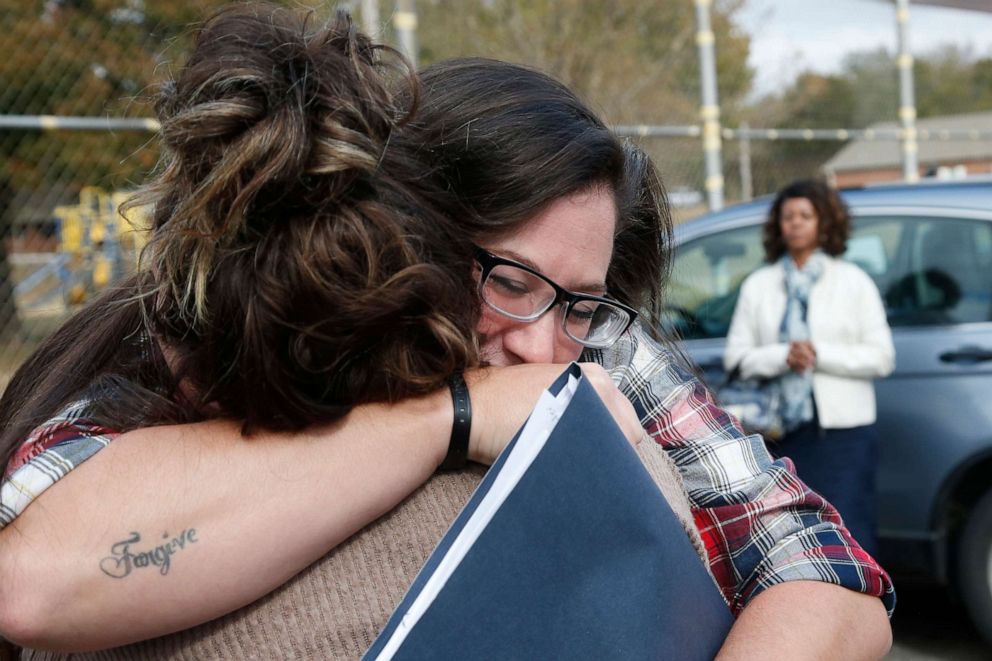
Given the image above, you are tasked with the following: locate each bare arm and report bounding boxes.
[0,363,638,652]
[717,582,892,660]
[598,326,894,657]
[0,393,451,651]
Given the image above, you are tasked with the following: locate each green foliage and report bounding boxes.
[752,45,992,133]
[0,0,330,201]
[1,0,754,215]
[746,44,992,195]
[416,0,752,126]
[2,2,191,197]
[413,0,751,192]
[915,47,992,118]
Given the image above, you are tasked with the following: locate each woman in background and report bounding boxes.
[724,178,895,555]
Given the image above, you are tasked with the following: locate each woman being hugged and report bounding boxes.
[0,3,485,651]
[724,178,895,555]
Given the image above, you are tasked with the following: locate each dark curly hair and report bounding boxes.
[762,179,850,262]
[0,3,481,475]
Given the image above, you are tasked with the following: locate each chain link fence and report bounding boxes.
[4,1,992,391]
[618,131,871,221]
[0,0,264,388]
[625,126,992,219]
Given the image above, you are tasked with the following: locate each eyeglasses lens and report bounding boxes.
[481,264,557,320]
[564,302,630,347]
[481,263,630,347]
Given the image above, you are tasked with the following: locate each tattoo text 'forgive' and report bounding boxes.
[99,529,199,578]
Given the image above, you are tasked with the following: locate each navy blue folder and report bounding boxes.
[365,363,733,660]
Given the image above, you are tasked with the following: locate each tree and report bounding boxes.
[419,0,750,121]
[747,44,992,195]
[915,47,992,117]
[0,0,250,196]
[0,0,321,339]
[413,0,753,189]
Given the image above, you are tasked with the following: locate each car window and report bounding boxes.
[845,218,905,301]
[881,216,992,327]
[665,224,765,340]
[845,235,888,276]
[666,214,992,340]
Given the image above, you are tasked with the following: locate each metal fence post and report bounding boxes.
[694,0,724,211]
[896,0,919,183]
[360,0,380,37]
[739,122,753,202]
[394,0,418,69]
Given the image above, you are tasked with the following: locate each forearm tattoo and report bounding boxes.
[100,529,199,578]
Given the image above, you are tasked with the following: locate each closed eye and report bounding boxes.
[488,273,531,296]
[568,303,597,320]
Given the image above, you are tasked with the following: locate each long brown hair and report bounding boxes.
[401,58,673,319]
[0,4,480,475]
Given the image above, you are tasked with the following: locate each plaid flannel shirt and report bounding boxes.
[587,323,895,615]
[1,397,118,528]
[3,324,894,616]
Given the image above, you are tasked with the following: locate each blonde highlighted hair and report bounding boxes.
[0,3,480,469]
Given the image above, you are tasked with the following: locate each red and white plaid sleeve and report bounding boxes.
[1,398,119,529]
[589,324,896,616]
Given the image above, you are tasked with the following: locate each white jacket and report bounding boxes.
[724,256,895,429]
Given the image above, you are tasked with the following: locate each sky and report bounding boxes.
[738,0,992,98]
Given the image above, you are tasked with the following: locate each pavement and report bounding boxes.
[887,584,990,660]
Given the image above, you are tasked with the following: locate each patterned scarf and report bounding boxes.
[779,252,827,431]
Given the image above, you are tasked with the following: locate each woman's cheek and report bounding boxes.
[476,307,510,364]
[475,306,500,336]
[556,340,585,364]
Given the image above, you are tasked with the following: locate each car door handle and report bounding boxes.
[939,347,992,363]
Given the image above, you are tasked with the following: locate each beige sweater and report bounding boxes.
[23,442,705,660]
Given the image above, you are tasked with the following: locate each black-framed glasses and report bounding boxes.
[474,246,637,349]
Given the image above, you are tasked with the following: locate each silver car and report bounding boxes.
[664,180,992,643]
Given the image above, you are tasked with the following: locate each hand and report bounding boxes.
[464,363,643,465]
[786,340,817,373]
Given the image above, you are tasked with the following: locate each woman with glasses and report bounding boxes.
[0,11,892,660]
[407,58,893,659]
[474,246,638,352]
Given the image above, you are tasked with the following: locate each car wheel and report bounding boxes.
[958,488,992,645]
